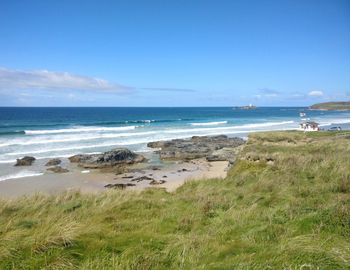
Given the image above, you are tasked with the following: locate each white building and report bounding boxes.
[299,121,319,132]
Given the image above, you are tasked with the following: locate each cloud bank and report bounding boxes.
[0,67,131,92]
[0,67,197,95]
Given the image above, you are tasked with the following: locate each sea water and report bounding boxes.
[1,107,350,181]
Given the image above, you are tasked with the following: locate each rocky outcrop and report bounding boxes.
[104,183,136,189]
[131,176,154,182]
[45,158,61,166]
[147,135,245,163]
[69,148,145,169]
[14,156,36,166]
[68,154,92,163]
[149,179,166,185]
[47,166,69,173]
[207,145,244,164]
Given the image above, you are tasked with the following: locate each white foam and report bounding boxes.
[0,152,105,164]
[318,118,350,127]
[0,131,157,147]
[190,121,228,126]
[1,121,298,158]
[165,121,295,134]
[24,126,136,135]
[0,171,43,181]
[0,159,16,164]
[81,170,90,174]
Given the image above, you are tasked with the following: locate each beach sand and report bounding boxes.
[0,158,229,198]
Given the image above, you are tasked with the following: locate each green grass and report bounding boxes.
[310,101,350,110]
[0,131,349,269]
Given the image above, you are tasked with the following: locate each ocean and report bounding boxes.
[1,107,350,181]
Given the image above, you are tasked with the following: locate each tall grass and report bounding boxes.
[0,131,349,269]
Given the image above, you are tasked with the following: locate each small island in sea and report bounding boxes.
[236,104,257,110]
[310,101,350,111]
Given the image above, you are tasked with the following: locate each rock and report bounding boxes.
[45,158,61,166]
[131,176,154,182]
[68,154,92,163]
[15,156,36,166]
[208,145,244,164]
[147,135,245,162]
[122,175,134,179]
[68,148,145,169]
[97,148,144,164]
[104,183,136,189]
[149,179,166,185]
[47,166,69,173]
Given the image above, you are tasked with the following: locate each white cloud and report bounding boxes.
[0,67,131,92]
[308,90,324,97]
[0,67,196,95]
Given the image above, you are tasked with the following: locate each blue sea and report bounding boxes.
[1,107,350,181]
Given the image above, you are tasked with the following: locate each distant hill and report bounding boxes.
[310,101,350,111]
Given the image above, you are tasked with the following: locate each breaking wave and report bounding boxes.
[24,126,137,135]
[0,171,44,181]
[190,121,228,126]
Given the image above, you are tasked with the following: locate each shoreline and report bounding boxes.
[0,134,244,198]
[0,158,229,198]
[2,124,350,198]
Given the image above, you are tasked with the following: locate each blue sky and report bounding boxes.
[0,0,349,106]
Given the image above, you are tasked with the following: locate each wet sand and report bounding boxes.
[0,158,229,198]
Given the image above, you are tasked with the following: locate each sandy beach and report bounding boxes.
[0,158,229,198]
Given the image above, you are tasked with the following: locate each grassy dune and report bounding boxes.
[0,131,349,269]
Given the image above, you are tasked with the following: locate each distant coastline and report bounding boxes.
[310,101,350,111]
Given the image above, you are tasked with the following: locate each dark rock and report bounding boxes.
[147,135,245,162]
[68,148,145,169]
[15,156,35,166]
[104,183,136,189]
[207,146,243,164]
[47,166,69,173]
[162,175,167,178]
[149,179,166,185]
[45,158,61,166]
[96,148,144,164]
[68,154,91,163]
[131,176,154,182]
